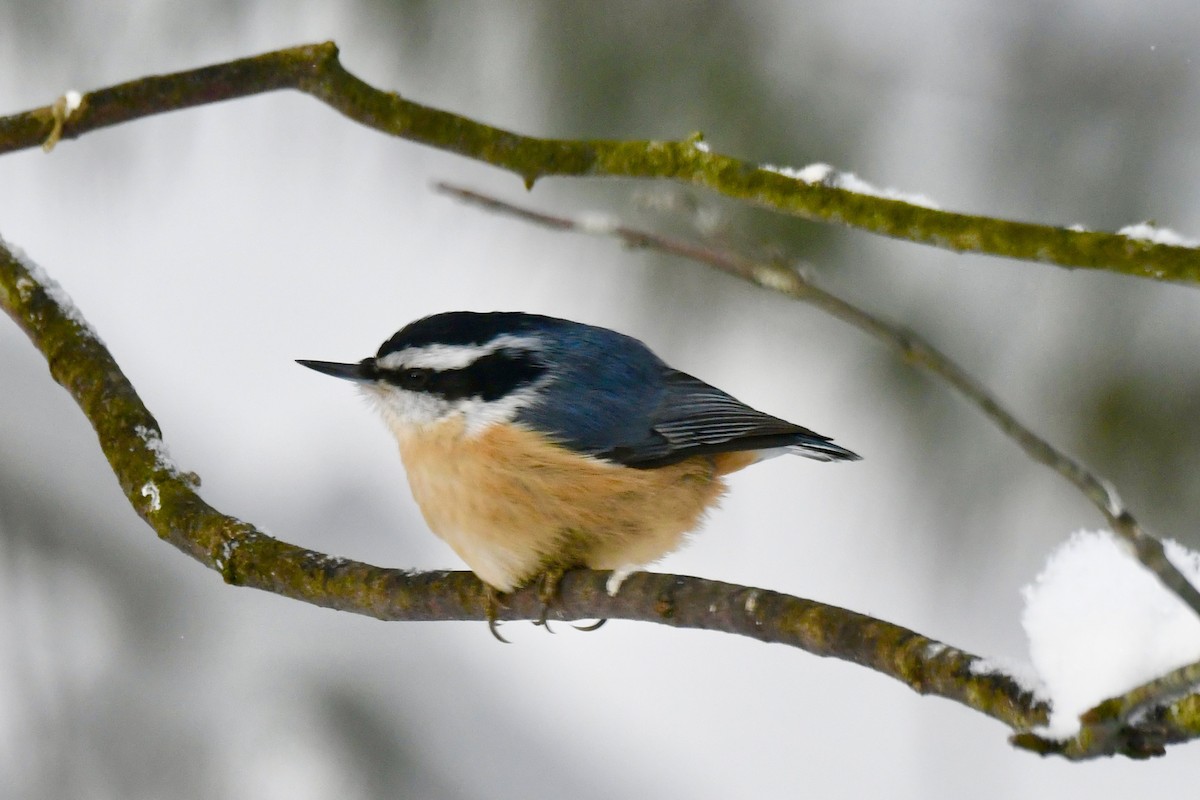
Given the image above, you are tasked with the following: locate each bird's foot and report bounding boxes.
[530,568,607,633]
[532,567,566,631]
[483,584,511,644]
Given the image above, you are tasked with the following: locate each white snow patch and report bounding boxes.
[967,655,1046,698]
[14,275,34,302]
[214,537,241,573]
[923,642,947,659]
[1117,222,1200,248]
[212,537,249,574]
[692,140,711,153]
[135,424,183,478]
[762,162,832,183]
[0,234,99,337]
[63,90,82,115]
[761,161,940,209]
[140,481,162,512]
[1022,529,1200,738]
[1066,223,1090,233]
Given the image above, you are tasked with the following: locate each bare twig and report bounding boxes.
[433,183,1200,623]
[1081,660,1200,735]
[0,42,1198,284]
[1012,658,1200,758]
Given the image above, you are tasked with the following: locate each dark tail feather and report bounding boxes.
[787,437,861,462]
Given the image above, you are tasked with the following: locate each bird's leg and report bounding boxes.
[483,584,511,644]
[532,567,566,631]
[530,567,608,633]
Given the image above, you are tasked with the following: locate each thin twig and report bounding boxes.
[1080,660,1200,733]
[0,42,1198,284]
[433,182,1200,622]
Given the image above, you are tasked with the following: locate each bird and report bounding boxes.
[298,311,859,629]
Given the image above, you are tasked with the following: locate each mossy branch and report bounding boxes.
[1,42,1198,284]
[1,235,1046,738]
[4,43,1200,759]
[429,184,1200,759]
[433,183,1200,622]
[3,231,1199,760]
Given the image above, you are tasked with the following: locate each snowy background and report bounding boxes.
[3,1,1200,797]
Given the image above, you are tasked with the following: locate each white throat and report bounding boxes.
[360,382,542,436]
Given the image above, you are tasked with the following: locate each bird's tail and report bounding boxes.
[787,437,861,462]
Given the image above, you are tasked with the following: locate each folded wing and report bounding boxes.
[596,370,860,468]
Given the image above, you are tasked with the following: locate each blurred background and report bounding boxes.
[3,1,1200,797]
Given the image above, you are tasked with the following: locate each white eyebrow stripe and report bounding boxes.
[376,335,542,371]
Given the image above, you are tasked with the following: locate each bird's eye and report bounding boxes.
[405,369,429,389]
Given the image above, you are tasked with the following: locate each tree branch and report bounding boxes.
[5,43,1200,759]
[0,234,1045,737]
[429,185,1200,758]
[1014,659,1200,758]
[1,42,1198,284]
[433,183,1200,621]
[2,225,1198,759]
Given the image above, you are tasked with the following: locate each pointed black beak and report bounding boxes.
[296,358,377,382]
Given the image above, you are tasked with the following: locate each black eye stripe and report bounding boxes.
[381,349,546,401]
[379,366,432,391]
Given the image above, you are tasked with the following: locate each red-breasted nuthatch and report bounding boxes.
[299,311,859,601]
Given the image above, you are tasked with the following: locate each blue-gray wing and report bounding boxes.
[507,319,858,468]
[594,370,860,468]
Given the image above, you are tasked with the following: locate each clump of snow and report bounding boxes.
[1021,530,1200,737]
[140,481,162,513]
[13,275,35,302]
[1117,222,1200,248]
[924,641,947,659]
[760,161,941,209]
[134,424,183,478]
[967,655,1046,698]
[63,89,82,115]
[763,162,833,183]
[213,537,242,575]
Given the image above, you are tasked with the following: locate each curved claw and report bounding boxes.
[483,584,511,644]
[532,568,567,633]
[488,617,512,644]
[573,618,608,632]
